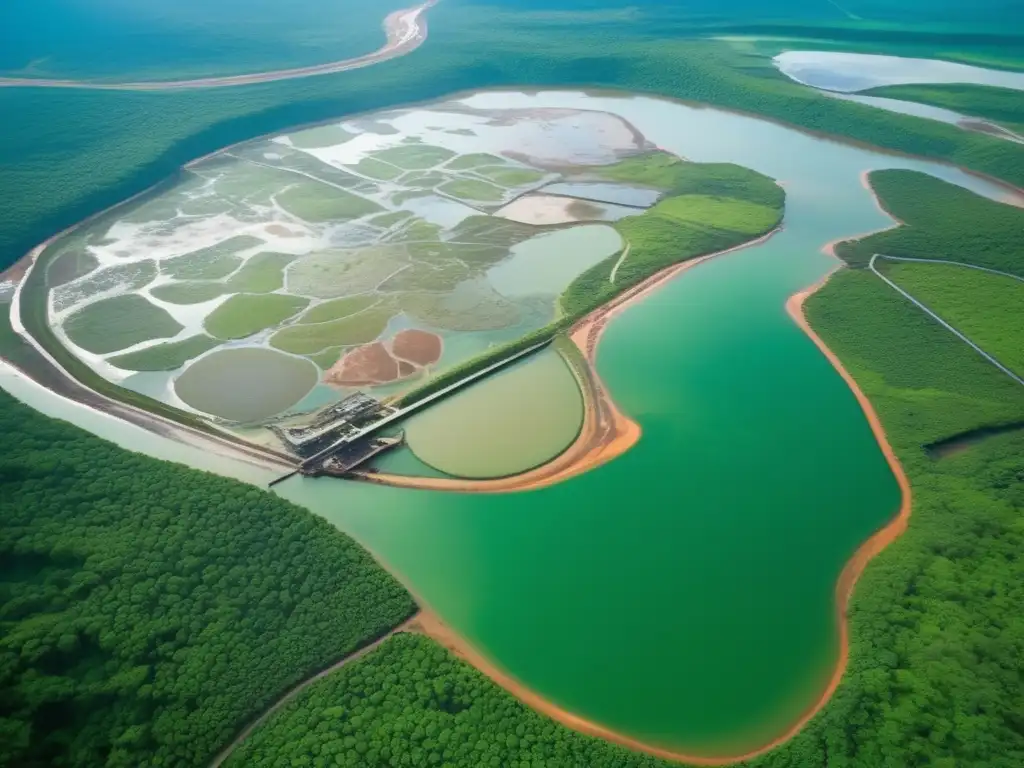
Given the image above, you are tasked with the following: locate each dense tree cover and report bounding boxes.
[226,632,678,768]
[561,155,783,317]
[862,83,1024,136]
[0,391,414,767]
[837,169,1024,275]
[225,269,1024,768]
[878,260,1024,375]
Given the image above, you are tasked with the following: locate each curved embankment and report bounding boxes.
[0,0,436,91]
[391,270,913,766]
[4,239,295,474]
[208,615,421,768]
[359,227,781,494]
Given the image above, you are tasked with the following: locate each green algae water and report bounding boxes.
[6,91,1019,755]
[403,347,583,478]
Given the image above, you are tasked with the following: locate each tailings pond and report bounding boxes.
[6,90,1021,757]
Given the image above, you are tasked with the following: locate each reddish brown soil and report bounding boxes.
[397,360,416,377]
[326,342,399,386]
[392,328,442,366]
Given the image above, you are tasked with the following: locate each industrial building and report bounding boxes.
[270,393,394,457]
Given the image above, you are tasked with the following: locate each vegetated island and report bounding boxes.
[0,1,437,91]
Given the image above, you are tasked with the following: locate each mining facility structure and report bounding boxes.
[269,393,405,478]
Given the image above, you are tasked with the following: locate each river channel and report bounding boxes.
[5,90,1019,756]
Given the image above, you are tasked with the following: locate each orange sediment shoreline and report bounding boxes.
[392,269,914,766]
[357,226,781,494]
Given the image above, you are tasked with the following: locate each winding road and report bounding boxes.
[869,254,1024,387]
[0,0,436,91]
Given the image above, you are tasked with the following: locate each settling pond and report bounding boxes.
[6,89,1020,757]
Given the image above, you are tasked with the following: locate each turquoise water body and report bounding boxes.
[0,0,410,80]
[6,91,1018,754]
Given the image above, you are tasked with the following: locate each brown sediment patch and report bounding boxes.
[356,226,781,495]
[392,328,442,367]
[325,341,399,386]
[397,360,417,377]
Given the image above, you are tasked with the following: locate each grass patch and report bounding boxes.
[204,293,309,340]
[225,251,297,293]
[444,153,507,170]
[837,170,1024,276]
[345,157,403,181]
[63,294,183,355]
[651,194,780,233]
[161,235,260,280]
[372,143,455,169]
[276,183,382,223]
[369,210,413,228]
[269,306,392,354]
[471,166,547,187]
[562,154,784,318]
[286,246,409,299]
[308,346,346,370]
[437,178,506,202]
[879,260,1024,376]
[298,295,379,324]
[285,123,356,149]
[150,281,228,304]
[107,334,220,371]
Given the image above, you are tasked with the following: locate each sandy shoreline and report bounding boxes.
[0,0,436,92]
[819,171,901,258]
[779,270,914,758]
[359,226,781,494]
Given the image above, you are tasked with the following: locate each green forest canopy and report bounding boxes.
[0,392,414,767]
[836,169,1024,276]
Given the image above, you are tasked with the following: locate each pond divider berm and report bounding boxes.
[267,339,551,487]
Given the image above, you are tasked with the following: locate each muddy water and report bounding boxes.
[7,90,1020,756]
[403,347,583,478]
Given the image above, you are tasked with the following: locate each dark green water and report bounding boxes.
[7,91,1016,754]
